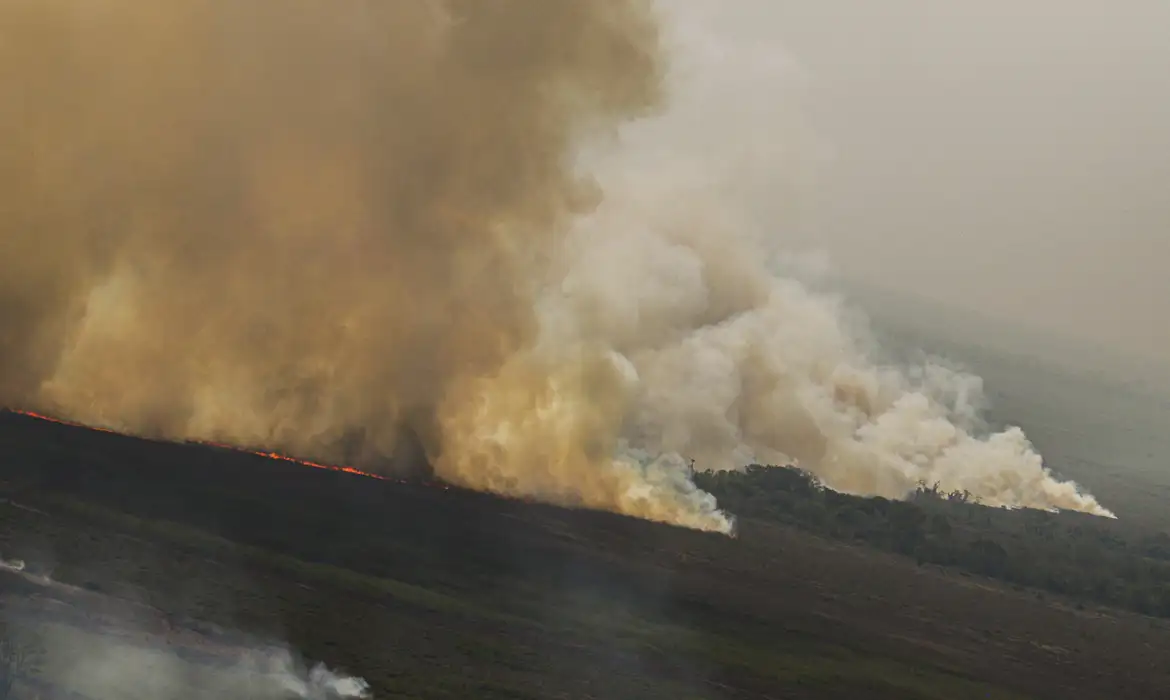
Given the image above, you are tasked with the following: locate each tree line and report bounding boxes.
[695,465,1170,617]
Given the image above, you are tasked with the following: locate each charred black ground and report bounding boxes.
[3,410,1170,699]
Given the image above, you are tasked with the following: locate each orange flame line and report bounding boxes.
[10,409,449,490]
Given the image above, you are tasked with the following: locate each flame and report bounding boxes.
[9,409,450,490]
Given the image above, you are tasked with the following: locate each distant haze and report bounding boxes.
[660,1,1170,368]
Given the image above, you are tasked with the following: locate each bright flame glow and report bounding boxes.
[11,408,454,489]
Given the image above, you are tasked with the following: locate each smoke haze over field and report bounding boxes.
[1,565,371,699]
[669,1,1170,369]
[0,0,1112,529]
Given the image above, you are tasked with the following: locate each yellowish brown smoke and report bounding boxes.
[0,0,1111,530]
[0,0,732,532]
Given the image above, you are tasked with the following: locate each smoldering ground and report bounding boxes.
[1,560,370,700]
[0,0,1109,529]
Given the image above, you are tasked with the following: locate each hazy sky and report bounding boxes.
[656,1,1170,364]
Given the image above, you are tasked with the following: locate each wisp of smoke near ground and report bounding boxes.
[0,0,1110,532]
[2,556,371,699]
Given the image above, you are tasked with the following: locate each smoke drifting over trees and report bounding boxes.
[0,0,1108,531]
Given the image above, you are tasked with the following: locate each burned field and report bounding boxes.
[2,410,1170,699]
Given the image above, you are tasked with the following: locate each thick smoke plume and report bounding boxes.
[546,159,1111,517]
[0,0,730,531]
[0,0,1109,529]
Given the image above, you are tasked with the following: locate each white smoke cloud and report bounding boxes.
[1,558,370,700]
[27,615,370,700]
[50,637,371,700]
[541,1,1113,518]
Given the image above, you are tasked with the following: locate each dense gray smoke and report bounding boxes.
[0,0,1109,529]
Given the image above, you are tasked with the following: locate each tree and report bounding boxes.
[969,538,1009,577]
[698,462,1170,621]
[929,513,952,538]
[888,502,927,554]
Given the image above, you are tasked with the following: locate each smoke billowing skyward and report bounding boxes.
[0,0,1109,529]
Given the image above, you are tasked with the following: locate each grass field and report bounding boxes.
[3,410,1170,698]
